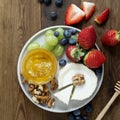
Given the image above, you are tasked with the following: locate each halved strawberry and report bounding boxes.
[78,25,97,50]
[82,2,95,21]
[84,49,106,69]
[95,8,110,24]
[66,45,85,62]
[101,30,120,46]
[65,4,85,25]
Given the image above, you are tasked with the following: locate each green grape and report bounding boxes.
[55,28,64,41]
[53,44,64,57]
[27,42,40,51]
[41,43,54,51]
[46,35,58,46]
[71,35,78,41]
[45,30,54,36]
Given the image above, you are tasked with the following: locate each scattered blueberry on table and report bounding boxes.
[38,0,44,3]
[84,103,93,113]
[82,115,88,120]
[73,109,81,116]
[55,0,63,7]
[44,0,52,5]
[68,103,93,120]
[75,116,83,120]
[68,113,75,120]
[50,11,57,20]
[39,0,64,20]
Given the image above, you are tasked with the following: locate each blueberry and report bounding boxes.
[69,28,77,35]
[38,0,44,3]
[55,0,63,7]
[54,31,59,37]
[83,115,88,120]
[95,68,102,76]
[68,113,75,120]
[44,0,51,5]
[84,103,93,113]
[71,35,78,41]
[69,38,77,45]
[60,38,68,46]
[50,11,57,20]
[59,59,67,67]
[75,116,83,120]
[72,109,81,116]
[64,30,71,38]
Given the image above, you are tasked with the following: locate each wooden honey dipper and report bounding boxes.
[96,81,120,120]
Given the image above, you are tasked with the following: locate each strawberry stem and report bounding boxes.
[73,48,86,60]
[76,43,81,48]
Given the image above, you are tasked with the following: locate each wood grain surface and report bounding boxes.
[0,0,120,120]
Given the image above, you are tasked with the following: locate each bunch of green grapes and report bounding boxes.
[41,28,65,57]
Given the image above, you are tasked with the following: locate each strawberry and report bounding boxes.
[66,45,85,62]
[78,25,97,50]
[82,2,95,21]
[65,4,85,25]
[84,49,106,69]
[95,8,110,24]
[101,30,120,46]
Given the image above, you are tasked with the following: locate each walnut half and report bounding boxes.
[72,73,85,86]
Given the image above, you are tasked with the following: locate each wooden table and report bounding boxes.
[0,0,120,120]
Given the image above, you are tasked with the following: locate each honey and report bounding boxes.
[21,48,57,84]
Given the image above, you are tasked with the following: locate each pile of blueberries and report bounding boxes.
[38,0,63,20]
[68,103,93,120]
[58,28,78,46]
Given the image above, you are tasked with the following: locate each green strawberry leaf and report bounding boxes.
[73,48,86,60]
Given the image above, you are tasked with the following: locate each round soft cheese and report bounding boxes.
[57,63,98,100]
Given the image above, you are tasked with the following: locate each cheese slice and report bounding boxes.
[54,85,73,105]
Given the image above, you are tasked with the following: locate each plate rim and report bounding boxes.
[17,25,104,113]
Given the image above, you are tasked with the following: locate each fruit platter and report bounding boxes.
[17,25,105,113]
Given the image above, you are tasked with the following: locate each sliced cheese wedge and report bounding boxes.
[54,85,73,105]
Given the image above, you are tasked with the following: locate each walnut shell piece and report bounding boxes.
[72,73,85,86]
[47,98,55,108]
[50,77,58,90]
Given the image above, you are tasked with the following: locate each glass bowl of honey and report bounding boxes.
[21,48,57,85]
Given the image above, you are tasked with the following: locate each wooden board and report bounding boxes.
[0,0,120,120]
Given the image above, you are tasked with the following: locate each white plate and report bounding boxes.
[17,25,104,113]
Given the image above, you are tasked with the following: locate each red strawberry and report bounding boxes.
[65,4,85,25]
[101,30,120,46]
[84,49,106,69]
[82,2,95,21]
[95,8,110,24]
[78,25,97,50]
[66,45,85,62]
